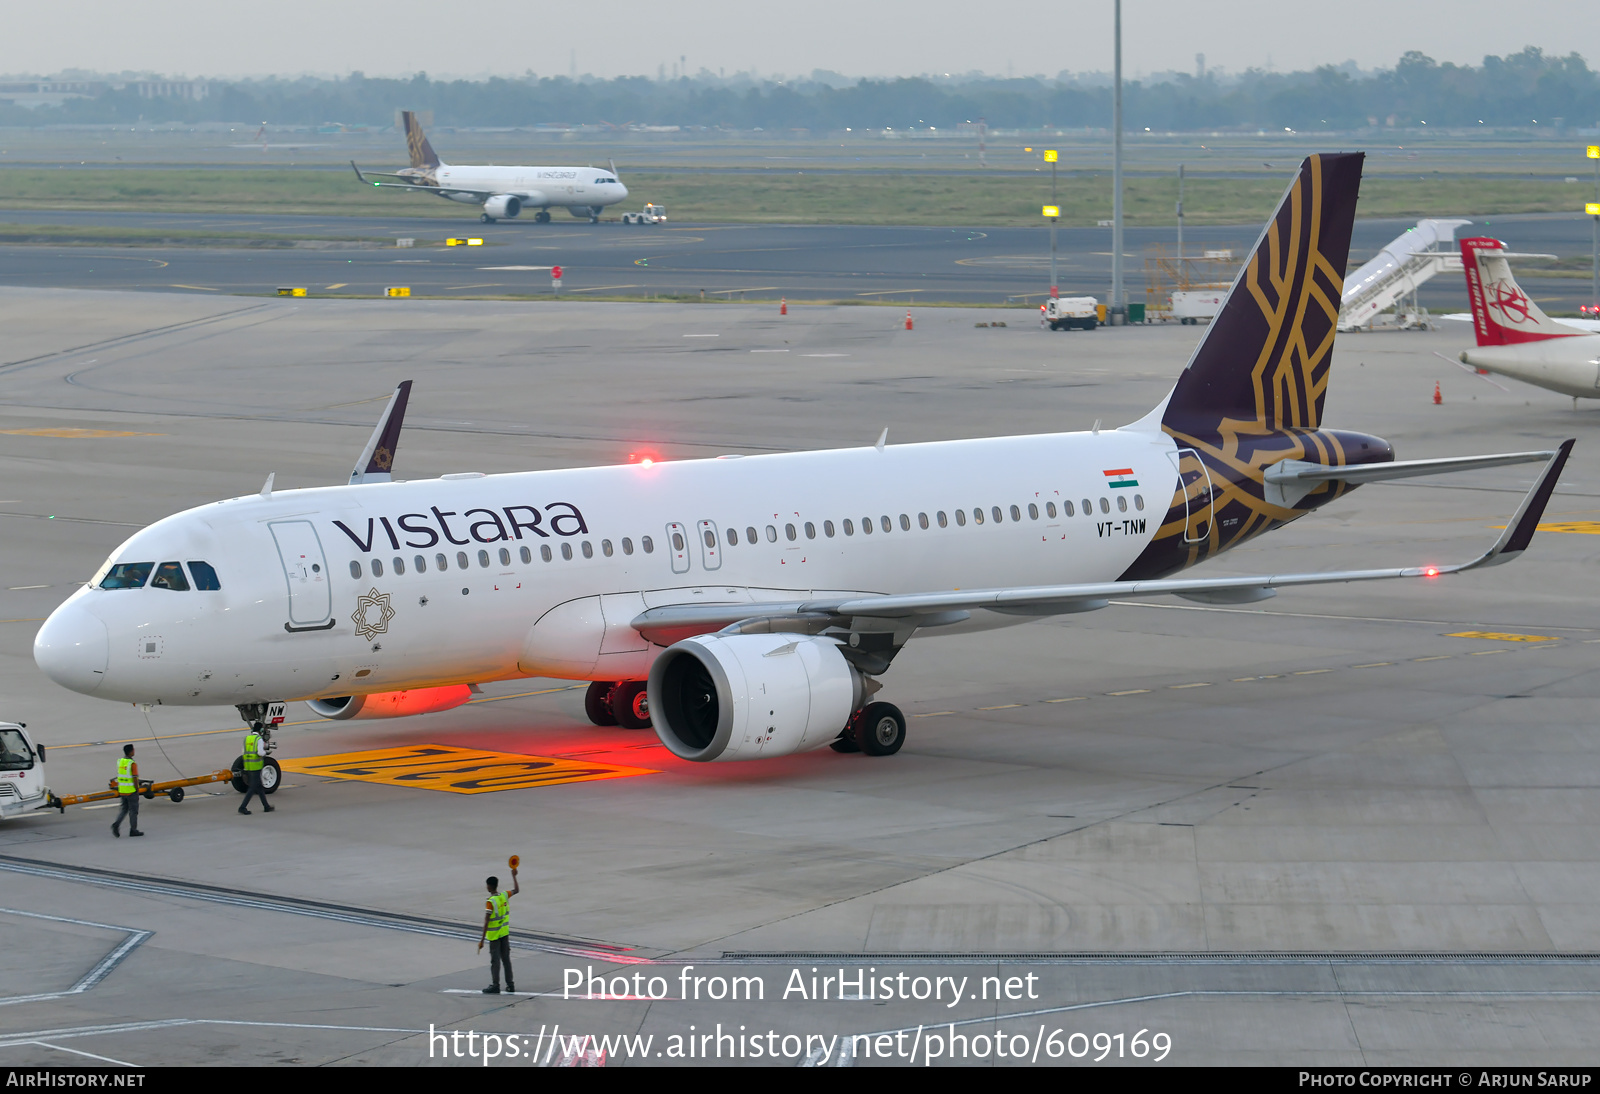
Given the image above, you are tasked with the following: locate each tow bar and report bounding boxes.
[48,769,234,812]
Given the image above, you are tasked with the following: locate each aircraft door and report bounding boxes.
[665,522,691,575]
[696,520,721,571]
[1167,448,1215,543]
[269,520,332,627]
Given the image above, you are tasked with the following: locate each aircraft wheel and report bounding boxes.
[585,681,619,725]
[855,702,906,757]
[230,757,247,793]
[480,213,494,224]
[610,681,651,729]
[535,210,551,224]
[260,757,281,795]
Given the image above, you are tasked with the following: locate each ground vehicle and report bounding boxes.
[0,722,50,818]
[621,203,667,225]
[1042,296,1099,330]
[1171,289,1224,324]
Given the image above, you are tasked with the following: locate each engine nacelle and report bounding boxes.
[483,194,522,219]
[647,634,861,762]
[307,684,474,720]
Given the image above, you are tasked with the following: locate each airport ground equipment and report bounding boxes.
[48,768,233,811]
[0,722,50,818]
[620,204,667,225]
[1171,289,1224,324]
[1144,245,1237,323]
[1042,296,1099,330]
[1338,218,1471,331]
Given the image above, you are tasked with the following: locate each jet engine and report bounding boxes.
[483,194,522,219]
[646,633,862,761]
[307,684,473,720]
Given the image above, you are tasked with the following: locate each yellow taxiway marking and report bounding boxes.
[169,284,218,291]
[912,711,955,717]
[1106,689,1150,696]
[1447,631,1560,643]
[279,744,656,794]
[1470,649,1509,655]
[1293,669,1333,675]
[978,703,1023,710]
[1168,682,1211,689]
[1529,521,1600,535]
[1353,662,1394,669]
[325,282,348,289]
[1413,655,1452,662]
[0,428,161,439]
[1043,697,1085,703]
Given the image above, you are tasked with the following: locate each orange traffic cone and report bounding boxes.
[780,297,787,315]
[905,310,914,331]
[1433,381,1442,405]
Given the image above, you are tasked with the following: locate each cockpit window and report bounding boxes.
[188,561,221,590]
[0,728,33,771]
[595,176,617,184]
[150,562,190,591]
[99,562,153,589]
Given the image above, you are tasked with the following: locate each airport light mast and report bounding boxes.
[1590,144,1600,311]
[1110,0,1125,324]
[1047,149,1059,297]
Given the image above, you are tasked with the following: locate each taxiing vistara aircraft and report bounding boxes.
[351,110,629,223]
[35,154,1574,769]
[1457,236,1600,401]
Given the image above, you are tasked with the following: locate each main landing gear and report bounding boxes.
[534,210,552,224]
[831,701,906,756]
[585,680,651,729]
[480,213,495,223]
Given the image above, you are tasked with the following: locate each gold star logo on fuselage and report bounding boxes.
[352,587,396,641]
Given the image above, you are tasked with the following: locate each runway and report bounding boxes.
[2,288,1599,1065]
[1,208,1596,310]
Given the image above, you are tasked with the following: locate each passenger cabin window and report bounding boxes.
[0,728,34,772]
[436,553,449,571]
[622,538,634,555]
[726,528,738,547]
[541,545,553,562]
[642,536,654,553]
[188,561,222,590]
[477,550,490,567]
[1082,499,1092,515]
[151,561,190,591]
[824,520,836,537]
[705,530,717,548]
[499,548,511,566]
[371,559,384,578]
[1027,504,1038,520]
[765,526,777,542]
[99,562,153,590]
[746,526,758,544]
[520,546,532,563]
[882,515,893,533]
[973,508,984,525]
[1046,502,1057,518]
[602,540,614,557]
[1135,494,1145,511]
[393,557,406,575]
[561,543,573,560]
[918,513,929,529]
[457,552,470,569]
[672,531,686,552]
[861,517,873,535]
[416,555,428,572]
[1117,495,1128,512]
[954,510,966,527]
[1064,501,1075,517]
[1099,498,1110,514]
[785,524,797,541]
[843,519,854,536]
[899,514,910,531]
[937,511,948,528]
[993,507,1005,524]
[349,561,362,579]
[805,522,816,539]
[582,541,594,559]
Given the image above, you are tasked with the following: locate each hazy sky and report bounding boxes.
[4,0,1596,80]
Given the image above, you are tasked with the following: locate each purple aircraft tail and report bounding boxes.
[1161,152,1363,438]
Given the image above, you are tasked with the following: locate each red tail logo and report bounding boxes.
[1459,236,1578,346]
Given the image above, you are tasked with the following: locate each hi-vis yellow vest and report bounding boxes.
[243,732,263,772]
[486,892,510,941]
[116,756,135,794]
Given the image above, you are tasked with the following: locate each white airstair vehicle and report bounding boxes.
[1339,218,1472,331]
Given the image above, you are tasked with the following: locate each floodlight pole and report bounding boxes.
[1111,0,1125,324]
[1176,163,1184,261]
[1593,148,1598,308]
[1051,155,1059,296]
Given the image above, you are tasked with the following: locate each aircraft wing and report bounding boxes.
[1441,312,1600,334]
[633,440,1573,645]
[350,161,495,201]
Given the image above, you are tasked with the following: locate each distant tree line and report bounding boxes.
[4,48,1598,132]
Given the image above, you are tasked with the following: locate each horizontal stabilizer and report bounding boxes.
[1263,448,1556,506]
[349,381,413,485]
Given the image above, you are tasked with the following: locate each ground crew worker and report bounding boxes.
[237,723,274,816]
[111,743,143,838]
[478,865,520,994]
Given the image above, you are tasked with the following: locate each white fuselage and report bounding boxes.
[430,163,629,211]
[35,430,1176,708]
[1463,335,1600,399]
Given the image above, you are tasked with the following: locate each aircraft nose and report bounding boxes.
[617,182,629,201]
[34,602,110,695]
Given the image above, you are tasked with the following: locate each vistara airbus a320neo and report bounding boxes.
[34,153,1573,772]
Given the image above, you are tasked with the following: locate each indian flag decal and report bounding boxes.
[1103,468,1138,488]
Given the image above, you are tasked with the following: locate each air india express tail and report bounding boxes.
[1459,237,1580,346]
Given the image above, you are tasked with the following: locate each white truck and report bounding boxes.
[1170,289,1225,325]
[620,203,667,225]
[0,722,50,819]
[1042,296,1099,331]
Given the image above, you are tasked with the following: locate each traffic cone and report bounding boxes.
[905,310,914,331]
[780,297,787,315]
[1433,381,1442,405]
